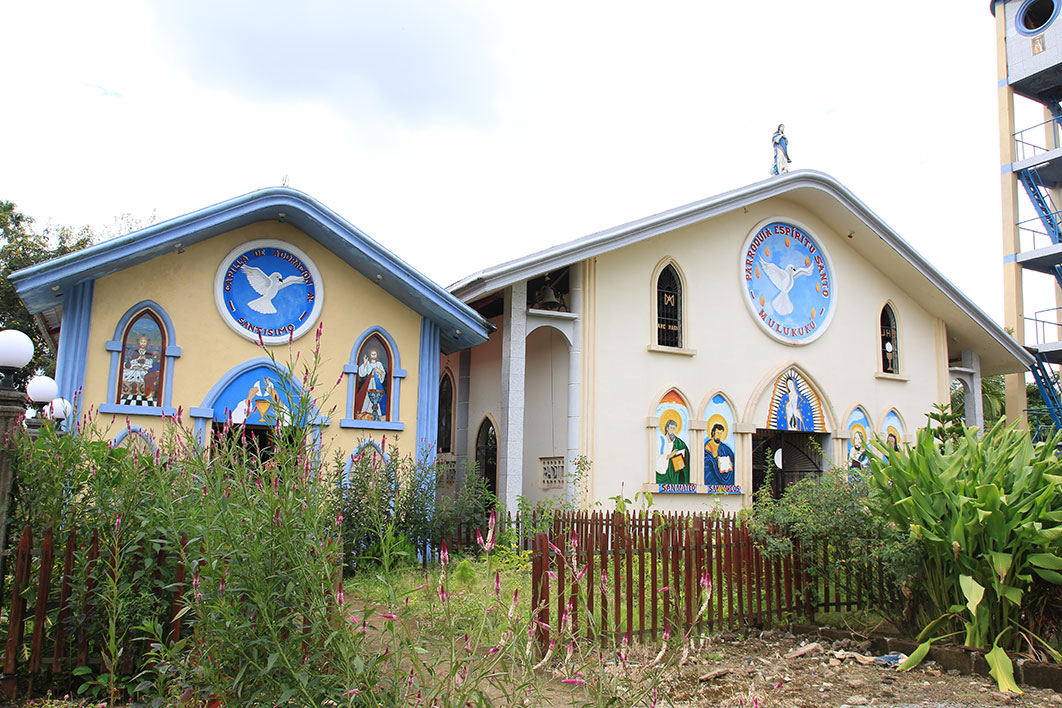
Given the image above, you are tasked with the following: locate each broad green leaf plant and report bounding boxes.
[868,420,1062,693]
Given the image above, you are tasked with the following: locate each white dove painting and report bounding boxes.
[759,258,814,316]
[740,221,835,345]
[214,240,324,345]
[242,265,305,314]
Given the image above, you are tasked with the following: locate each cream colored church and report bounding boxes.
[11,171,1029,514]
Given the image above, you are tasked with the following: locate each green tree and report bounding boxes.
[950,374,1007,428]
[0,201,94,388]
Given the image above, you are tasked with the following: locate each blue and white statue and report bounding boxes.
[771,124,790,176]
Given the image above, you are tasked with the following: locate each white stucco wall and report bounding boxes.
[584,196,946,513]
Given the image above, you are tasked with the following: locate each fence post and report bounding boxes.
[2,525,33,699]
[52,529,77,676]
[28,527,55,685]
[532,532,550,653]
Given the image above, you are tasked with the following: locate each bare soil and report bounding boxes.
[638,630,1062,708]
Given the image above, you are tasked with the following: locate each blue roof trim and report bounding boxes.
[10,187,492,353]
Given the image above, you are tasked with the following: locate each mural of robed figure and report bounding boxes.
[655,418,689,485]
[354,340,390,421]
[703,422,735,485]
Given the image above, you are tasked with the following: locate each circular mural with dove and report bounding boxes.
[741,221,835,345]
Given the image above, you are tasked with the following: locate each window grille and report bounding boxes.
[539,456,566,489]
[656,264,682,347]
[880,305,899,374]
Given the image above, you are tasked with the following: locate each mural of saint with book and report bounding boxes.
[703,394,736,487]
[654,390,691,485]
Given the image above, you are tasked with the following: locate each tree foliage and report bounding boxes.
[0,201,94,387]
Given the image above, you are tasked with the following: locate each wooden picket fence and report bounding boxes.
[527,511,870,650]
[0,525,189,700]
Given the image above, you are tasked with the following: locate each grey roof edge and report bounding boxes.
[450,169,1033,370]
[11,187,493,352]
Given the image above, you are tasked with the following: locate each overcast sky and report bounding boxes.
[2,2,1053,330]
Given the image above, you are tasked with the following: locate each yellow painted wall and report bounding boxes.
[81,221,424,468]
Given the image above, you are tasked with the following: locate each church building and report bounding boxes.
[9,188,493,471]
[9,171,1030,515]
[444,170,1031,515]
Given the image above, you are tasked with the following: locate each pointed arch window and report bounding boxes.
[656,264,682,348]
[340,326,406,431]
[475,417,498,498]
[880,304,899,374]
[100,301,181,416]
[117,310,166,407]
[438,372,454,454]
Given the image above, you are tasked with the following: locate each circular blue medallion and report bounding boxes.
[740,220,835,345]
[214,239,324,344]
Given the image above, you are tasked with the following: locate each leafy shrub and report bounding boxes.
[867,420,1062,691]
[750,459,920,630]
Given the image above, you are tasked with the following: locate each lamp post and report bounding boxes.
[0,330,35,597]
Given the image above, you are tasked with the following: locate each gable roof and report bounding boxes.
[450,169,1031,377]
[11,187,492,354]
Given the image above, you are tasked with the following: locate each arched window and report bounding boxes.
[353,334,393,422]
[341,327,406,431]
[656,264,682,347]
[475,417,498,497]
[101,301,181,416]
[117,309,166,407]
[438,372,454,454]
[880,304,899,374]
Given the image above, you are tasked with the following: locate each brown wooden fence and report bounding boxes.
[0,525,189,700]
[527,511,872,649]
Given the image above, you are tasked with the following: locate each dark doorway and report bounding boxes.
[475,418,498,497]
[751,430,828,498]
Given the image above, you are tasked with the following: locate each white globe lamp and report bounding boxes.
[0,330,34,391]
[26,375,58,404]
[44,398,73,422]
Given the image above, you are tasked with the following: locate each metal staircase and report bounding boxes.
[1016,100,1062,435]
[1029,351,1062,439]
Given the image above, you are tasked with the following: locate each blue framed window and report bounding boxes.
[100,301,181,416]
[341,326,406,431]
[1017,0,1059,36]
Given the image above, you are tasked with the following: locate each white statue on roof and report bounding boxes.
[771,124,790,176]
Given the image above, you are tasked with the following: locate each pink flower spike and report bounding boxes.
[575,564,588,581]
[494,571,502,598]
[773,681,784,690]
[114,514,121,534]
[701,571,712,590]
[380,613,397,620]
[336,581,344,606]
[439,585,449,604]
[663,623,671,640]
[341,688,360,696]
[440,540,449,569]
[561,678,586,686]
[660,586,670,594]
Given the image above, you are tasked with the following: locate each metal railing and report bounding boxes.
[1014,116,1062,162]
[1026,308,1062,347]
[1018,210,1062,251]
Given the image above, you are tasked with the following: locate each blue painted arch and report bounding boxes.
[189,356,331,446]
